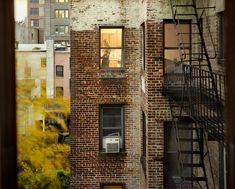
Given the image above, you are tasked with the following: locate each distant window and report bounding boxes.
[24,66,31,78]
[100,27,123,69]
[56,87,63,97]
[56,65,64,77]
[41,57,47,68]
[55,10,69,18]
[101,183,125,189]
[100,105,124,153]
[30,19,39,27]
[218,12,224,64]
[30,8,39,15]
[140,22,146,70]
[55,0,68,2]
[55,25,69,34]
[30,0,39,3]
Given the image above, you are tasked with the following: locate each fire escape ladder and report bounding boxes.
[163,0,225,188]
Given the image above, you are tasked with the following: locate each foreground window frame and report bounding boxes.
[100,183,125,189]
[99,105,125,153]
[99,27,124,69]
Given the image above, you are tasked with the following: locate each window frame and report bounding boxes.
[218,12,225,64]
[55,9,69,18]
[99,26,125,70]
[99,104,125,153]
[55,25,69,35]
[56,65,64,77]
[163,19,191,75]
[140,22,146,71]
[100,183,126,189]
[56,86,64,98]
[30,8,39,16]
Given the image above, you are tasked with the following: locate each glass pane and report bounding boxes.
[103,107,121,116]
[103,186,122,189]
[100,49,122,68]
[165,23,190,48]
[101,28,122,47]
[103,117,121,128]
[164,49,189,73]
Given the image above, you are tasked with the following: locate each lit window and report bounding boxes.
[55,25,69,34]
[100,28,123,69]
[30,8,39,15]
[56,65,64,77]
[56,87,63,98]
[100,105,124,153]
[41,57,47,68]
[55,10,69,18]
[101,183,125,189]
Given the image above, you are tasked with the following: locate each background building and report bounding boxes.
[27,0,70,45]
[70,0,225,188]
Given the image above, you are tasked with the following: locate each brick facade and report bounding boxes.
[70,0,225,188]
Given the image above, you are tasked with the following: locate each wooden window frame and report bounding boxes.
[99,26,124,70]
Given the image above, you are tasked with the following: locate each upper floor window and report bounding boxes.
[55,10,69,18]
[30,0,39,3]
[100,105,124,153]
[30,19,39,27]
[30,8,39,16]
[101,183,125,189]
[56,65,64,77]
[100,28,123,69]
[55,25,69,35]
[55,0,68,3]
[218,12,224,64]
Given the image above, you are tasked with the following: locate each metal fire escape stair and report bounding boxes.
[163,0,225,188]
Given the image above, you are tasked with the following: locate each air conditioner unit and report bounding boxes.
[104,137,120,153]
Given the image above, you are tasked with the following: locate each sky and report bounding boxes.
[14,0,27,21]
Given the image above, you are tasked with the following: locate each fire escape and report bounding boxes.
[163,0,225,188]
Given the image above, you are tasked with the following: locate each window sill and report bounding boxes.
[99,151,127,156]
[97,69,125,79]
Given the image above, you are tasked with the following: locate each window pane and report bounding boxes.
[165,23,190,48]
[103,107,121,115]
[103,117,121,128]
[103,186,122,189]
[100,49,122,68]
[101,29,122,47]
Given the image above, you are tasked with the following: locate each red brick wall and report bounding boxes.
[70,27,144,188]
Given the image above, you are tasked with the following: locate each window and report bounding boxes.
[30,8,39,15]
[56,65,64,77]
[101,183,125,189]
[56,87,63,97]
[41,57,47,68]
[24,66,31,78]
[30,19,39,27]
[140,23,146,70]
[218,12,224,64]
[30,0,39,3]
[100,28,123,69]
[55,10,69,18]
[100,105,124,153]
[164,20,191,74]
[55,25,69,34]
[55,0,68,2]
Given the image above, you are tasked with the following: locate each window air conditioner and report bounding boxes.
[104,137,120,153]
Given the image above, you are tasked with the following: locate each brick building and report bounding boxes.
[70,0,225,188]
